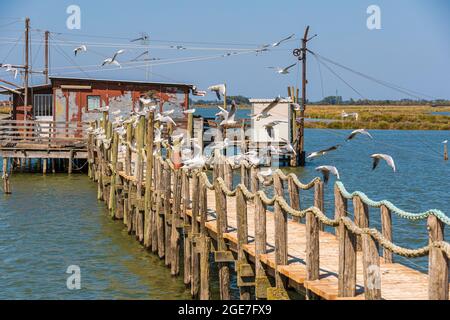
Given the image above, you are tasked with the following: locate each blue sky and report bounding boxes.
[0,0,449,100]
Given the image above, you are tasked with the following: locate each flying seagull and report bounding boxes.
[280,138,296,155]
[102,49,125,67]
[3,64,18,78]
[306,144,341,160]
[268,63,296,75]
[315,166,340,184]
[250,96,281,121]
[130,34,149,42]
[271,34,295,47]
[208,84,226,100]
[263,120,287,138]
[73,45,87,56]
[371,154,396,172]
[131,50,149,61]
[155,113,177,126]
[346,129,373,141]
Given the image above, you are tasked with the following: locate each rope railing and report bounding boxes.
[336,181,450,225]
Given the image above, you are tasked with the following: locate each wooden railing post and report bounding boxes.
[254,193,270,299]
[135,116,146,244]
[361,233,381,300]
[428,215,448,300]
[236,186,252,300]
[334,184,348,237]
[314,180,324,230]
[273,173,288,288]
[182,170,192,286]
[144,112,154,249]
[353,195,369,251]
[190,173,200,298]
[307,181,321,283]
[214,178,231,300]
[338,219,357,297]
[288,176,300,223]
[170,169,182,276]
[380,205,393,263]
[156,160,165,258]
[198,176,211,300]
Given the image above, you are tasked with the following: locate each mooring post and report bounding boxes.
[156,160,165,258]
[427,215,448,300]
[42,158,47,175]
[380,205,393,263]
[136,116,146,243]
[273,173,288,289]
[163,161,172,267]
[190,172,200,297]
[170,169,182,276]
[444,143,448,161]
[68,149,74,174]
[2,157,11,194]
[182,169,192,286]
[108,131,118,216]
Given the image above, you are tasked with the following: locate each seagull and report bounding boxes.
[155,113,177,126]
[371,154,396,172]
[98,105,109,112]
[245,151,261,166]
[208,84,226,100]
[102,49,125,67]
[219,100,237,126]
[443,140,448,144]
[250,96,281,121]
[264,120,287,138]
[192,86,207,96]
[3,64,18,78]
[315,166,340,184]
[183,109,196,114]
[131,50,149,61]
[161,109,174,116]
[346,129,373,141]
[154,125,164,143]
[209,138,230,150]
[73,45,87,56]
[130,34,149,42]
[170,45,186,50]
[268,63,296,75]
[291,103,301,111]
[280,138,296,155]
[307,144,341,160]
[258,168,273,184]
[271,34,295,47]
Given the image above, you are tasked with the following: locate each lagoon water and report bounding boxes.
[0,115,449,298]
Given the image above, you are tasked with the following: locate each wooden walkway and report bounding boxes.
[186,188,447,300]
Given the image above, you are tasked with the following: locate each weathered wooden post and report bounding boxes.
[380,205,393,263]
[288,175,301,223]
[254,192,270,299]
[170,169,182,276]
[306,180,321,296]
[2,158,11,194]
[444,142,448,161]
[273,173,288,293]
[68,149,74,174]
[224,162,233,190]
[144,112,154,249]
[163,161,172,266]
[353,195,369,251]
[314,180,324,230]
[334,184,347,237]
[182,169,192,286]
[42,159,47,175]
[427,215,448,300]
[199,235,211,300]
[338,218,357,297]
[125,123,132,176]
[135,115,146,243]
[214,178,231,300]
[108,131,119,217]
[361,233,381,300]
[190,172,200,297]
[236,185,253,300]
[156,159,165,258]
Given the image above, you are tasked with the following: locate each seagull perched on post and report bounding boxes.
[267,63,297,75]
[371,154,396,172]
[73,45,87,56]
[263,120,288,138]
[306,144,341,160]
[345,129,373,141]
[208,84,226,100]
[315,166,340,184]
[250,96,282,121]
[102,49,125,67]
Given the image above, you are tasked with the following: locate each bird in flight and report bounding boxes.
[219,100,237,126]
[130,34,149,42]
[271,34,295,47]
[73,45,87,56]
[102,49,125,67]
[208,84,226,100]
[371,154,396,172]
[268,63,297,75]
[345,129,373,141]
[315,166,340,184]
[307,144,341,160]
[250,96,282,121]
[263,120,287,139]
[2,64,18,79]
[131,50,149,62]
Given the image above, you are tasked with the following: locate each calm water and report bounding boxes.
[0,127,449,298]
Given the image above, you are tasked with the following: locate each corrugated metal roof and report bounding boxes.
[49,76,195,88]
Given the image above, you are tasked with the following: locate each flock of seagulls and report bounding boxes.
[308,128,397,184]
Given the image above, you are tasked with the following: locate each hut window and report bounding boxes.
[87,95,101,110]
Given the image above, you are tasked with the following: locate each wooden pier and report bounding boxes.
[85,112,450,300]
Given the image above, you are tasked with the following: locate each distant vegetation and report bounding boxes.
[305,105,450,130]
[191,95,250,107]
